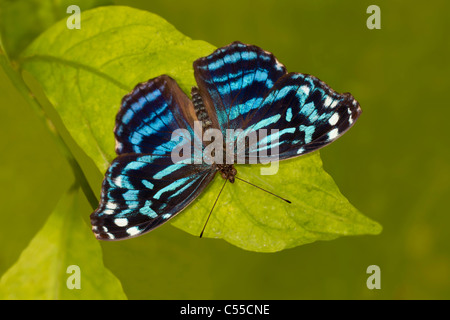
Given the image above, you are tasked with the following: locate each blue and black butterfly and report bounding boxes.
[90,41,362,240]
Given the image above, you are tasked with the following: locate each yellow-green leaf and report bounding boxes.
[174,153,381,252]
[0,187,127,299]
[20,5,214,173]
[20,6,381,252]
[0,0,112,59]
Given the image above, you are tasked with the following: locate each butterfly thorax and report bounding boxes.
[192,87,212,130]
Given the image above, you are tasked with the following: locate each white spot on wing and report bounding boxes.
[300,85,310,96]
[330,100,338,109]
[324,96,333,108]
[328,128,339,140]
[349,115,354,125]
[274,58,284,71]
[106,202,118,210]
[127,226,140,236]
[103,209,114,215]
[113,176,123,187]
[328,113,340,126]
[114,218,128,227]
[115,141,123,151]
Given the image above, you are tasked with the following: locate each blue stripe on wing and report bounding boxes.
[114,75,202,159]
[234,72,362,161]
[91,154,216,240]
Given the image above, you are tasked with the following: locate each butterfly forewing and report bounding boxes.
[114,75,200,156]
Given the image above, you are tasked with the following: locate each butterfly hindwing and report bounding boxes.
[91,154,216,240]
[234,72,362,161]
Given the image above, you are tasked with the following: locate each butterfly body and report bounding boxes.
[217,164,238,183]
[192,86,238,183]
[91,41,362,241]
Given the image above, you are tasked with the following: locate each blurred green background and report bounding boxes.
[1,0,449,299]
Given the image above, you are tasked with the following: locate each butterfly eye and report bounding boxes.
[221,172,227,179]
[231,168,237,175]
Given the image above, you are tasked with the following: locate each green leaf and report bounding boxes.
[0,0,112,60]
[20,6,381,252]
[20,5,214,172]
[174,153,381,252]
[0,63,73,276]
[0,186,127,299]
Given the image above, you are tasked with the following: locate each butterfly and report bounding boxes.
[90,41,362,240]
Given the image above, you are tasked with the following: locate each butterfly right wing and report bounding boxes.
[193,42,361,163]
[91,154,216,240]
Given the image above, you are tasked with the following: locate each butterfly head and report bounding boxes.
[217,164,237,183]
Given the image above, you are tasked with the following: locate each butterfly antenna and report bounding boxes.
[200,179,228,238]
[235,176,291,204]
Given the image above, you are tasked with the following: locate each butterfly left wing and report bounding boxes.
[91,154,216,240]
